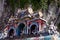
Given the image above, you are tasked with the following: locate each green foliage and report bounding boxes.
[58,23,60,28]
[40,0,48,10]
[8,0,49,10]
[8,0,59,12]
[31,0,41,10]
[20,0,29,8]
[27,0,49,10]
[8,0,15,15]
[15,0,20,7]
[57,0,60,7]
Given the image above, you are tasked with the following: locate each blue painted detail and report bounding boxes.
[44,35,51,40]
[8,26,16,34]
[29,22,39,34]
[40,32,49,36]
[23,27,27,34]
[16,23,25,36]
[16,28,21,36]
[58,37,60,40]
[30,22,38,28]
[8,26,16,37]
[8,26,15,32]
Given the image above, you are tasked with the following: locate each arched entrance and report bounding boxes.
[31,25,36,32]
[30,23,38,34]
[8,29,14,37]
[16,23,25,36]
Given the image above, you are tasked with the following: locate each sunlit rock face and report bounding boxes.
[0,0,4,17]
[45,3,59,24]
[46,4,60,34]
[54,8,60,26]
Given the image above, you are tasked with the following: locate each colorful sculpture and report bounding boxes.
[3,9,59,38]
